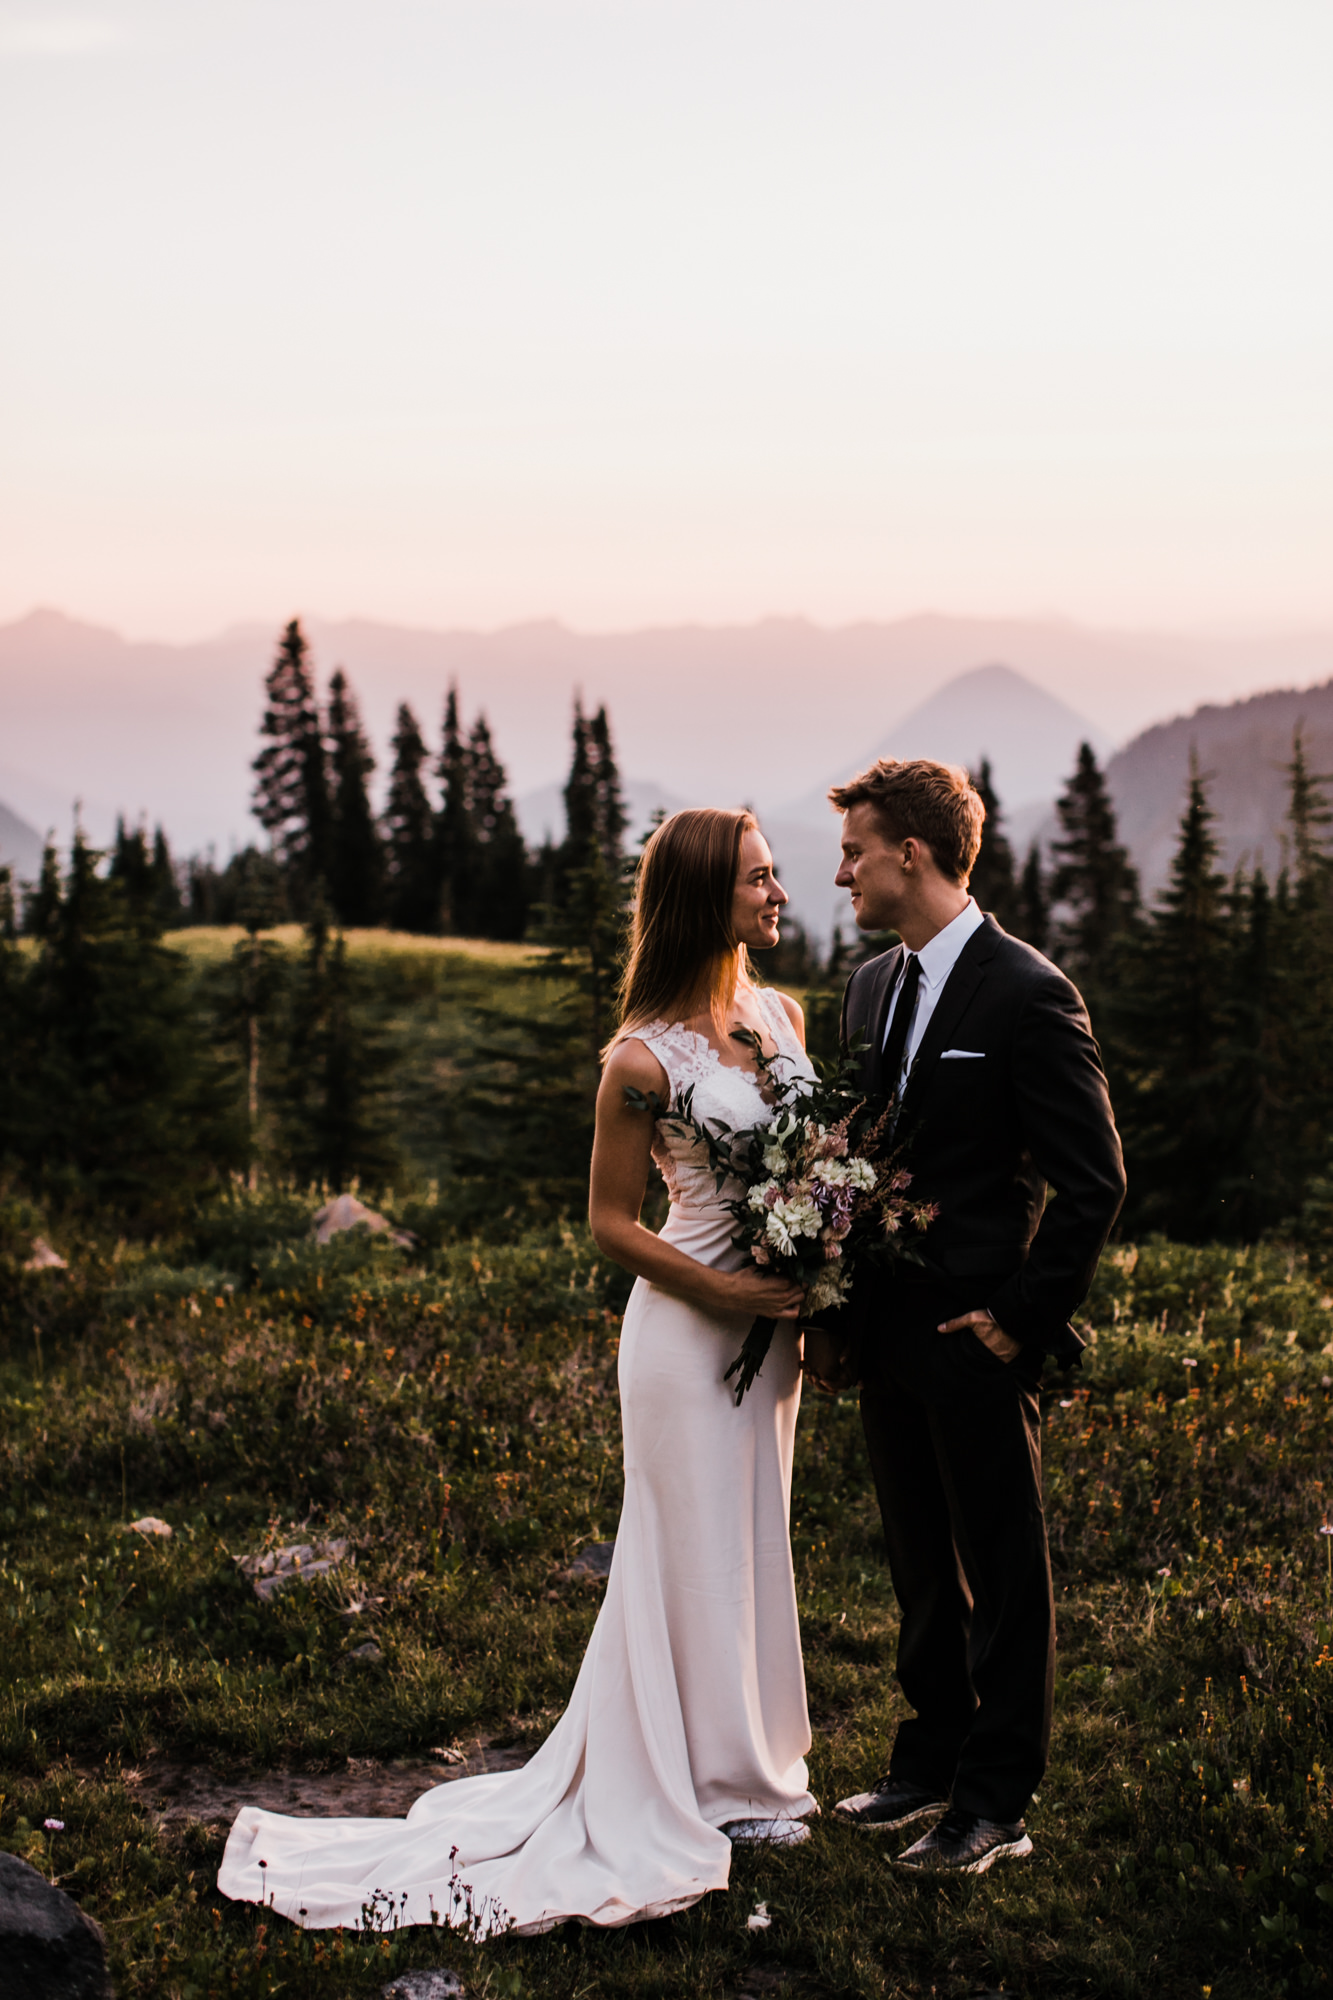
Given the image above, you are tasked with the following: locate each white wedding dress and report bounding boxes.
[218,984,816,1936]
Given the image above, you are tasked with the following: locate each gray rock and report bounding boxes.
[0,1850,113,2000]
[567,1540,615,1579]
[237,1539,350,1601]
[382,1972,466,1999]
[343,1641,384,1667]
[313,1194,415,1249]
[546,1539,617,1592]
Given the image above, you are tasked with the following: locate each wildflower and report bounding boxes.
[43,1818,64,1832]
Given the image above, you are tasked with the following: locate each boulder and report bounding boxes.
[311,1195,414,1250]
[237,1539,350,1601]
[382,1972,466,1999]
[0,1850,113,1999]
[23,1238,67,1273]
[343,1641,384,1668]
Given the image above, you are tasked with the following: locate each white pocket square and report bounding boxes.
[941,1049,985,1059]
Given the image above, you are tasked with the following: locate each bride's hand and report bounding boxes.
[714,1269,806,1320]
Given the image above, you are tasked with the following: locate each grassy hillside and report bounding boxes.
[2,1198,1330,2000]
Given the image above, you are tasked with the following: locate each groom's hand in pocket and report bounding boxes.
[937,1306,1023,1364]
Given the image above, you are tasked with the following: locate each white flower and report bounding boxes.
[771,1193,822,1239]
[761,1140,789,1175]
[765,1212,794,1255]
[747,1179,780,1212]
[811,1156,876,1192]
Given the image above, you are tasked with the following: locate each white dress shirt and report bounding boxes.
[882,897,985,1092]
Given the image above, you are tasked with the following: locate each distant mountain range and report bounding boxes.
[2,605,1332,938]
[0,799,43,883]
[1106,679,1333,892]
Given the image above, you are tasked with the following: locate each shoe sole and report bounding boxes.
[832,1799,947,1834]
[897,1833,1034,1874]
[724,1819,812,1847]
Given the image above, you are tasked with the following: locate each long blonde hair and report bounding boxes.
[612,808,757,1050]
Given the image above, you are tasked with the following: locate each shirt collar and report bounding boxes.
[910,897,984,993]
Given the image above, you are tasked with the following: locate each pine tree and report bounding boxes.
[435,685,476,934]
[968,760,1019,928]
[1048,743,1139,990]
[326,668,385,927]
[150,827,184,928]
[1114,761,1239,1239]
[1246,730,1333,1226]
[280,891,397,1189]
[1015,842,1050,953]
[201,849,289,1188]
[588,704,628,867]
[251,619,332,908]
[463,715,529,939]
[23,839,62,939]
[109,818,155,915]
[22,829,234,1212]
[542,702,631,1060]
[382,703,439,933]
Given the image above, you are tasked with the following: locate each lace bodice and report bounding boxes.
[632,987,816,1212]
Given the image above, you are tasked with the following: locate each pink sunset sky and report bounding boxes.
[1,0,1331,644]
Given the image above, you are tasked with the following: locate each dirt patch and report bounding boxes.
[105,1738,533,1833]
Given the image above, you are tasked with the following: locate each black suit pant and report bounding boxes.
[859,1278,1054,1824]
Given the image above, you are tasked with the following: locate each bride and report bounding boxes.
[218,807,818,1935]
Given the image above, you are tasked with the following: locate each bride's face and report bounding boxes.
[731,829,788,952]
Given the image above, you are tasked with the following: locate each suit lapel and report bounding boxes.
[850,946,904,1096]
[901,917,1000,1114]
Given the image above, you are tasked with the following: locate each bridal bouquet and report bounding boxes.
[629,1030,938,1402]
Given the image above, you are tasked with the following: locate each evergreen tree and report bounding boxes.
[968,760,1019,928]
[1245,730,1333,1225]
[23,839,62,939]
[542,701,632,1056]
[200,849,289,1188]
[588,704,628,867]
[1114,761,1239,1238]
[1049,743,1139,989]
[382,703,439,933]
[435,684,476,934]
[109,818,154,913]
[0,865,15,942]
[326,667,385,927]
[280,891,397,1188]
[150,827,184,928]
[21,829,234,1212]
[1015,842,1050,954]
[252,618,332,908]
[557,699,627,898]
[462,715,529,939]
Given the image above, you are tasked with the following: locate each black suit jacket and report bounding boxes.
[839,915,1126,1367]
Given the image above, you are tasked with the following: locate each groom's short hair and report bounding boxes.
[828,758,985,884]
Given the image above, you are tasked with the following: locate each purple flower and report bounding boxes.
[43,1818,64,1833]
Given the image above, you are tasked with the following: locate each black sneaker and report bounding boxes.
[832,1778,948,1833]
[896,1807,1033,1874]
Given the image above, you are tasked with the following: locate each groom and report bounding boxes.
[811,757,1125,1874]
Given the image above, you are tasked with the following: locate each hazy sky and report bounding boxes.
[2,0,1330,640]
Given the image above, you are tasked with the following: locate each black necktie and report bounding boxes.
[881,953,921,1102]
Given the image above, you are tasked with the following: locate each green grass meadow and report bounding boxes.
[2,944,1332,1998]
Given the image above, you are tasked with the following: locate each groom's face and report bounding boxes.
[835,803,908,931]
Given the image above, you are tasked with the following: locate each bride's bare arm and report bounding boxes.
[588,1040,806,1321]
